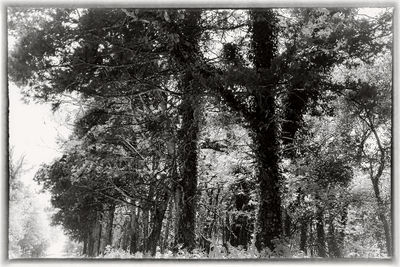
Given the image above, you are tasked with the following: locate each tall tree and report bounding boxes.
[167,10,203,252]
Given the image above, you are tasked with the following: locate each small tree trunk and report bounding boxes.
[336,203,348,257]
[87,231,93,256]
[162,199,173,254]
[142,186,154,253]
[327,215,340,257]
[146,191,170,256]
[82,236,88,255]
[108,205,115,247]
[316,208,326,257]
[121,218,130,251]
[372,180,392,256]
[90,212,101,257]
[284,210,292,238]
[129,206,139,254]
[99,204,115,254]
[309,221,314,257]
[300,217,308,254]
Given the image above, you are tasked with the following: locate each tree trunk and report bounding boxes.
[253,126,282,251]
[142,187,154,253]
[316,208,326,257]
[284,210,292,238]
[300,218,308,254]
[121,218,130,251]
[250,10,282,252]
[227,179,253,249]
[309,221,314,257]
[108,205,115,247]
[129,206,139,254]
[87,231,93,256]
[99,204,115,255]
[89,212,101,257]
[327,214,340,257]
[162,199,173,254]
[175,85,199,251]
[173,11,202,252]
[82,239,87,256]
[334,203,348,258]
[365,118,391,256]
[145,191,170,256]
[372,179,392,256]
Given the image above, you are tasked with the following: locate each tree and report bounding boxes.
[164,10,203,252]
[331,47,392,256]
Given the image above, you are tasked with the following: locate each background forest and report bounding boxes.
[8,7,392,259]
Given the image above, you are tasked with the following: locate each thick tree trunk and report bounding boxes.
[250,10,282,252]
[175,84,199,251]
[89,212,101,257]
[253,124,282,251]
[173,11,202,252]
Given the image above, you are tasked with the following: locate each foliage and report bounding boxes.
[8,7,392,258]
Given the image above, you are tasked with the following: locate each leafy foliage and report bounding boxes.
[8,7,392,258]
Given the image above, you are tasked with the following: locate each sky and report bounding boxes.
[9,83,70,187]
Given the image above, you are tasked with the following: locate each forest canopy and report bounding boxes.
[8,7,392,258]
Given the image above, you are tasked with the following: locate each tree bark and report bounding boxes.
[162,199,173,254]
[300,218,308,254]
[253,123,282,251]
[316,207,326,257]
[227,179,253,249]
[82,238,87,256]
[145,191,170,256]
[121,217,130,251]
[364,119,391,256]
[327,214,340,257]
[89,212,101,257]
[284,210,292,238]
[372,179,392,256]
[249,10,283,252]
[129,206,139,254]
[173,10,202,252]
[175,82,199,251]
[99,204,115,254]
[337,205,348,257]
